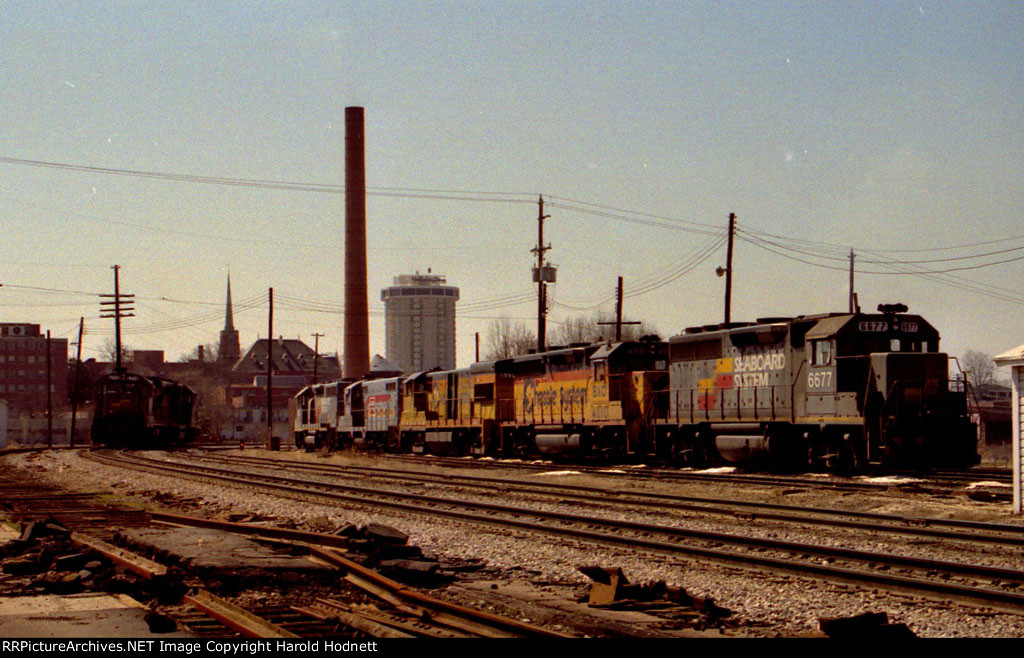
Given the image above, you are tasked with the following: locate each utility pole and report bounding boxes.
[311,332,324,384]
[267,288,276,450]
[598,277,641,341]
[475,332,480,363]
[100,265,134,372]
[849,248,856,313]
[70,317,83,448]
[531,196,552,353]
[46,330,52,448]
[724,213,735,324]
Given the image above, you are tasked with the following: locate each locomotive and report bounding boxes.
[653,305,978,470]
[294,305,979,471]
[91,371,198,448]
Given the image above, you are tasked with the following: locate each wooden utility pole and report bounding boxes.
[532,196,552,353]
[100,265,134,372]
[311,332,324,384]
[475,332,480,362]
[70,317,83,448]
[849,248,856,313]
[267,287,276,450]
[46,330,52,448]
[724,213,735,324]
[598,277,641,341]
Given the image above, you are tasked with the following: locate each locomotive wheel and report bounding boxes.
[673,430,706,467]
[825,434,856,475]
[597,429,625,463]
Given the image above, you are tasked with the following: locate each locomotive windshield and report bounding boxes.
[804,314,940,358]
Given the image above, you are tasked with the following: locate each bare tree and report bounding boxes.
[174,368,232,440]
[177,343,220,364]
[483,318,536,360]
[550,311,657,346]
[100,337,131,365]
[962,350,996,390]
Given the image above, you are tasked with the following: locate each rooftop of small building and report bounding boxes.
[994,343,1024,365]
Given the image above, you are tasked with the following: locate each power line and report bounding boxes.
[0,155,537,204]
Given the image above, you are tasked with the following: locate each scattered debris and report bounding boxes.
[0,517,191,604]
[966,490,1013,504]
[578,566,732,627]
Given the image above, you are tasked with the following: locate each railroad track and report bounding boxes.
[380,452,998,495]
[88,449,1024,616]
[193,451,1024,547]
[0,460,565,639]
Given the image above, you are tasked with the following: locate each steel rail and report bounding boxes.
[184,589,299,639]
[89,450,1024,614]
[383,453,895,492]
[195,451,1024,543]
[102,451,1024,580]
[150,511,569,638]
[70,532,167,580]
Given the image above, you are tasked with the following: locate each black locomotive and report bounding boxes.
[651,304,979,471]
[91,371,198,448]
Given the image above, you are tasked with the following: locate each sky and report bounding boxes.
[1,1,1023,374]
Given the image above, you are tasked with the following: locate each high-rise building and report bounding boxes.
[381,272,459,373]
[218,275,241,367]
[0,323,68,413]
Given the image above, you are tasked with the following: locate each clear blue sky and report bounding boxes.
[2,1,1022,372]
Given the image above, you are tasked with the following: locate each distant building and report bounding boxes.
[973,382,1013,466]
[230,337,340,385]
[0,323,68,414]
[224,337,341,442]
[381,271,459,372]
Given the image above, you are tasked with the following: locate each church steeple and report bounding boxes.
[218,274,240,366]
[224,275,235,332]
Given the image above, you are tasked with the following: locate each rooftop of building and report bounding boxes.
[389,270,453,287]
[232,338,341,378]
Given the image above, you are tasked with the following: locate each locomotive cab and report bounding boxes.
[799,307,976,468]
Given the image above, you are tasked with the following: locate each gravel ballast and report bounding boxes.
[6,448,1024,638]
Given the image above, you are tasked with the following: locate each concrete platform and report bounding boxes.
[117,527,332,581]
[0,593,196,637]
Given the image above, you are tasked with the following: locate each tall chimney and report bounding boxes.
[344,106,370,378]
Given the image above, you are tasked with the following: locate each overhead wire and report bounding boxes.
[5,154,1024,340]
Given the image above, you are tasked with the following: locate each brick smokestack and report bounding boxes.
[344,106,370,379]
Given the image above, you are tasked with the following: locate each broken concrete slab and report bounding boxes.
[115,527,333,584]
[364,523,409,545]
[0,593,196,638]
